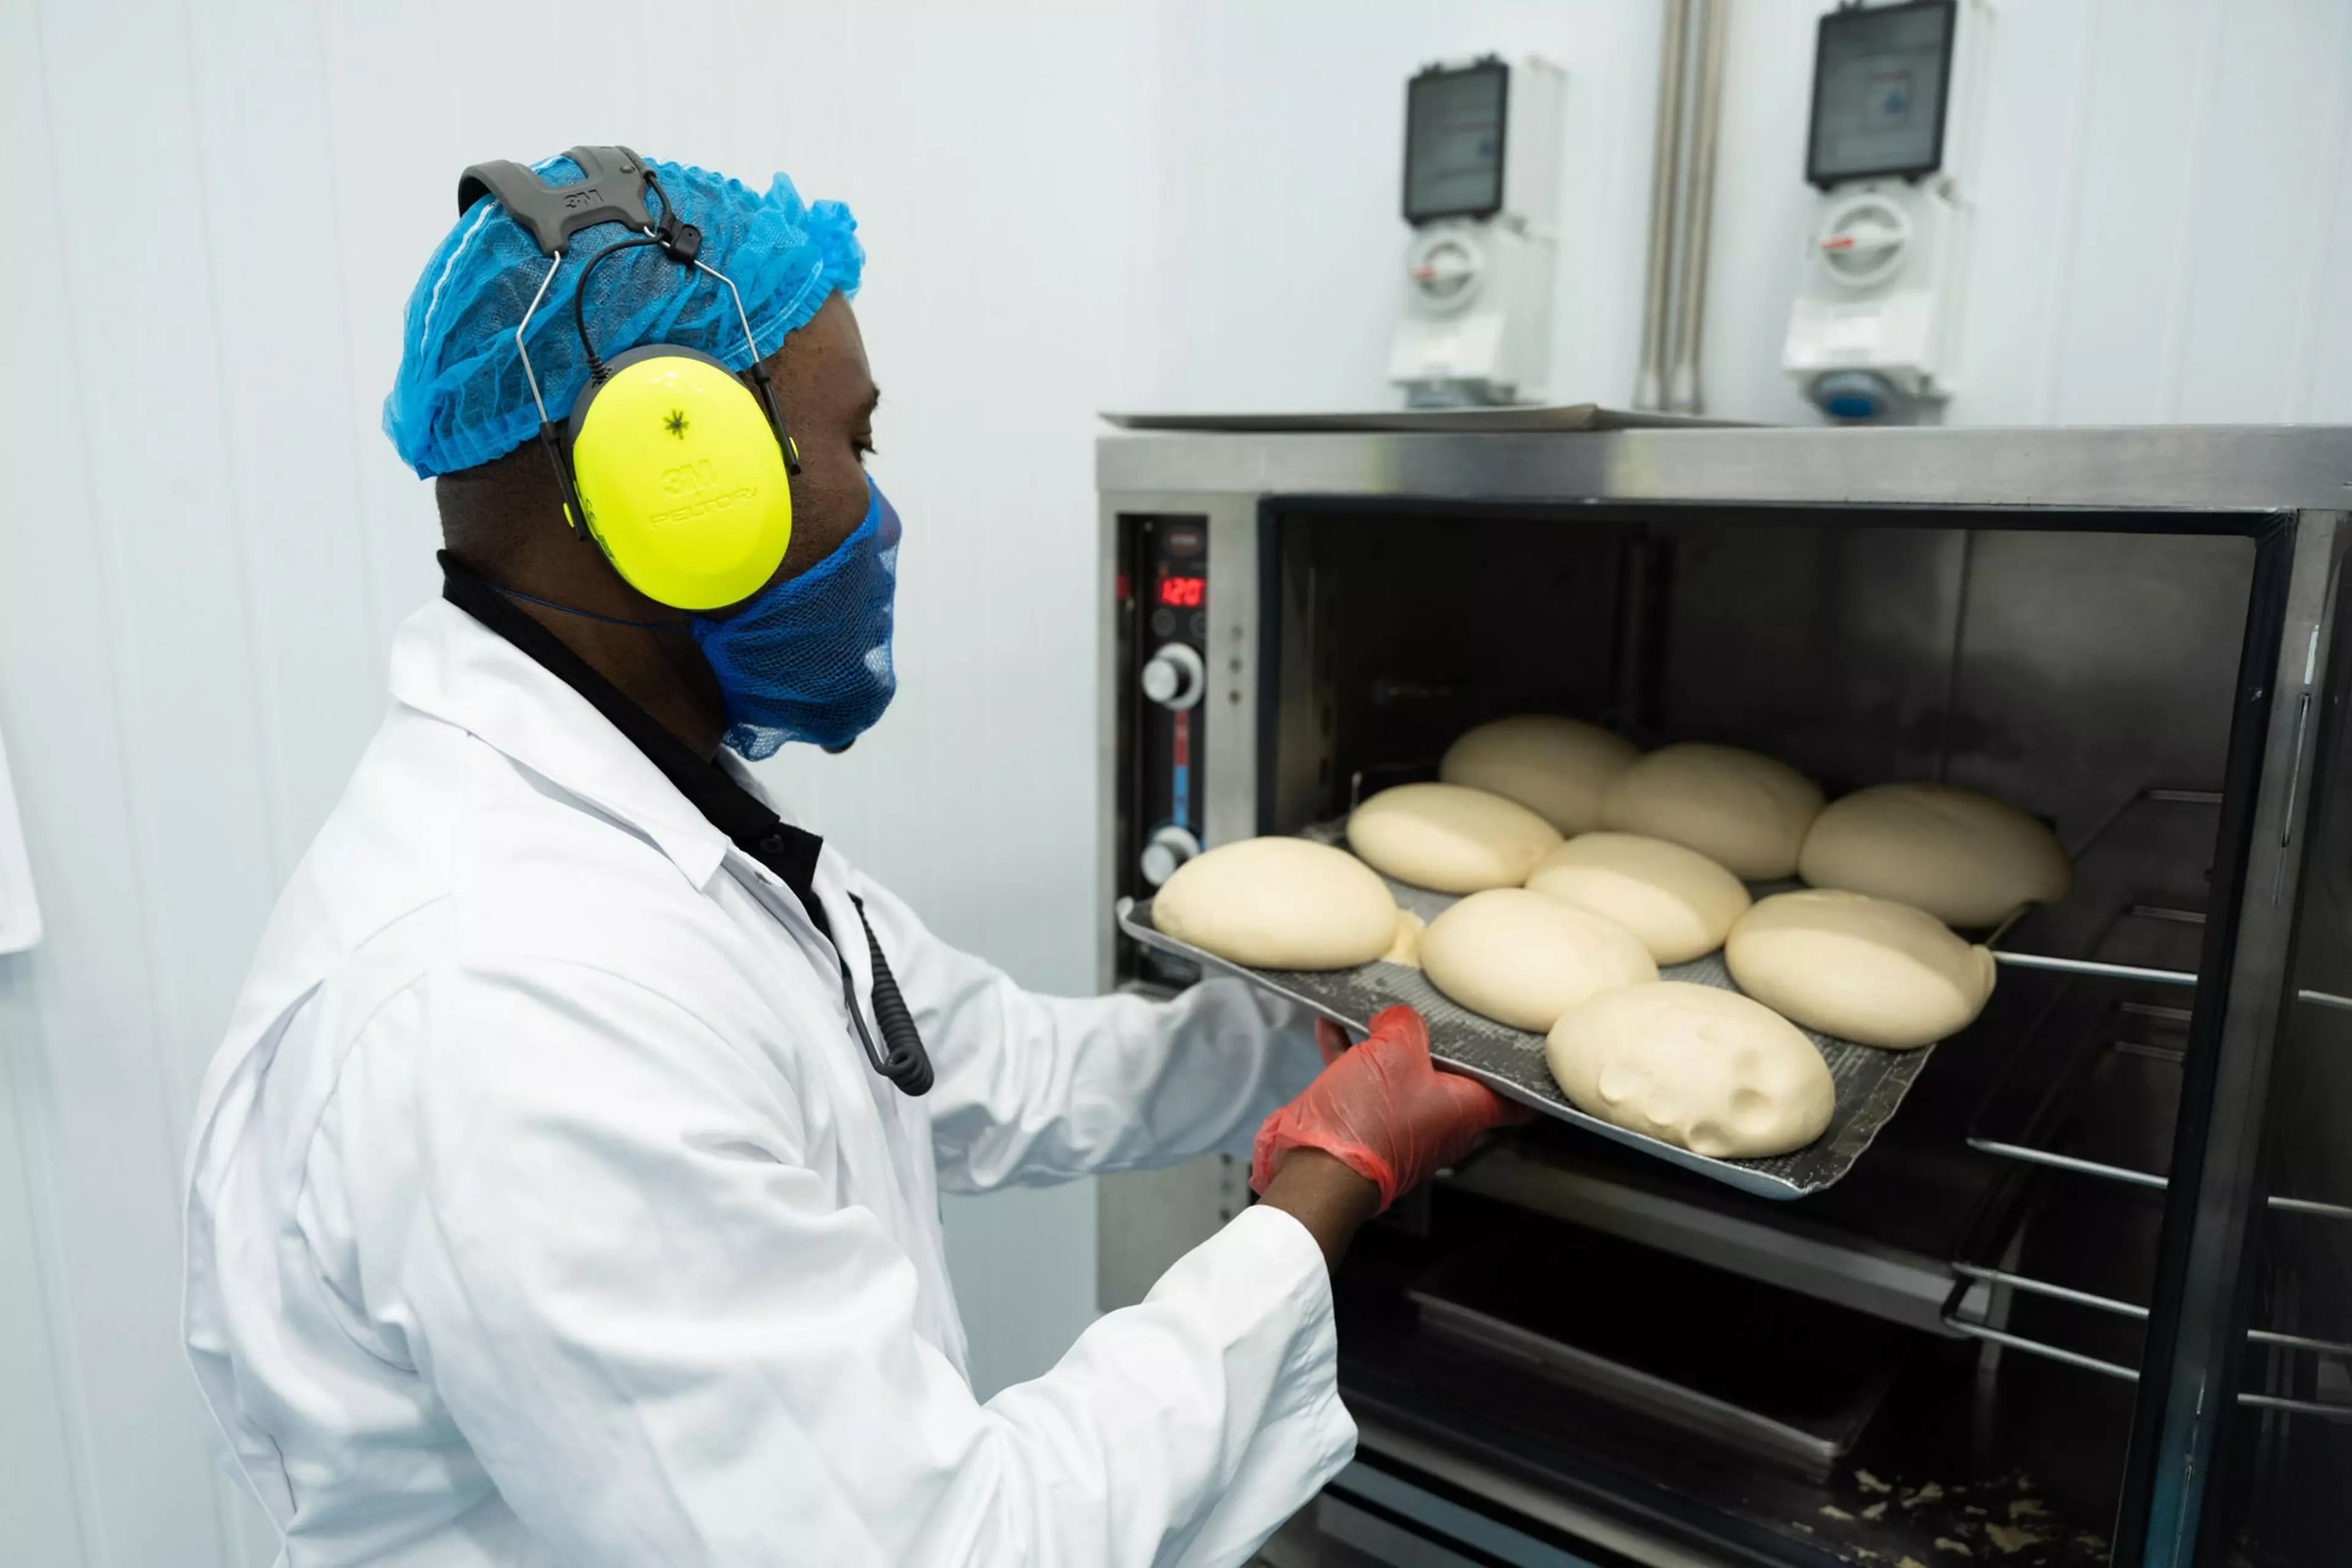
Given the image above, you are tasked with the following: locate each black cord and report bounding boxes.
[488,581,692,633]
[642,165,677,233]
[571,234,666,383]
[850,895,935,1095]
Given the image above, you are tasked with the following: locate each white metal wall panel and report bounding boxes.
[0,1031,88,1568]
[2041,0,2219,425]
[2,2,1149,1561]
[4,0,263,1560]
[2169,0,2352,423]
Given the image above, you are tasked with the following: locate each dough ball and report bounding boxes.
[1798,783,2073,929]
[1346,782,1563,893]
[1440,715,1641,835]
[1600,743,1826,880]
[1382,909,1428,968]
[1420,888,1659,1032]
[1725,889,1996,1050]
[1546,982,1836,1158]
[1526,832,1753,966]
[1153,837,1397,970]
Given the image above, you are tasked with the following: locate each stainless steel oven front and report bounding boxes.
[1095,423,2352,1568]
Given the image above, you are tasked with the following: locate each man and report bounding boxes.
[183,150,1518,1566]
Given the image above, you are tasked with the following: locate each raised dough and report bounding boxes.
[1725,889,1996,1050]
[1419,888,1658,1032]
[1798,782,2073,929]
[1440,715,1641,835]
[1546,982,1836,1158]
[1153,836,1397,970]
[1346,782,1562,893]
[1525,832,1752,966]
[1600,743,1825,880]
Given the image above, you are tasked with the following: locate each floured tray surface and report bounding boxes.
[1117,823,1940,1199]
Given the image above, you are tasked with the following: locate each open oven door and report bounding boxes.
[2143,507,2352,1568]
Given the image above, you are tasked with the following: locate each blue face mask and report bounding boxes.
[692,480,900,759]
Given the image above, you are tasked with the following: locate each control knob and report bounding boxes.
[1814,192,1912,290]
[1406,227,1486,311]
[1140,824,1202,888]
[1140,642,1207,710]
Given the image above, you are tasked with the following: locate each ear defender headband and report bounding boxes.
[455,146,802,612]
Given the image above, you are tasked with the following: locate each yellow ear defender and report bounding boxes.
[457,146,804,614]
[563,344,793,611]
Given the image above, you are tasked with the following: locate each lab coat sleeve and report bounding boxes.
[372,958,1354,1568]
[846,878,1323,1193]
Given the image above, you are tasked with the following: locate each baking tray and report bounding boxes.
[1404,1234,1907,1481]
[1116,824,1942,1200]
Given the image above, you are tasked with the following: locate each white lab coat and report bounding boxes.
[182,599,1354,1567]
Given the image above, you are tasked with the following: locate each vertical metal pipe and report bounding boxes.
[1634,0,1691,412]
[1666,0,1727,415]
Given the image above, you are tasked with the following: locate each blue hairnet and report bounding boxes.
[385,153,862,478]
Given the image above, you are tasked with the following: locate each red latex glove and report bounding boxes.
[1253,1005,1532,1212]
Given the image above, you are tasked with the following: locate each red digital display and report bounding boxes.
[1158,575,1205,608]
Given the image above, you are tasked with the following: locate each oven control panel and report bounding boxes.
[1128,519,1210,897]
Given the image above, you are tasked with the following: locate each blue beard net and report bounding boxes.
[384,152,862,478]
[692,481,902,758]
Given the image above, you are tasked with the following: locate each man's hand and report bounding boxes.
[1252,1006,1531,1266]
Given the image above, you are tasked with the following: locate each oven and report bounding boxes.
[1091,420,2352,1568]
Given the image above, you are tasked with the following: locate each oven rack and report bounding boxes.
[1942,786,2352,1415]
[1984,783,2217,987]
[1944,1265,2352,1420]
[1439,1135,1985,1336]
[1963,785,2351,1219]
[1947,1123,2352,1420]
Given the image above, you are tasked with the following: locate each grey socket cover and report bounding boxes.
[456,145,655,257]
